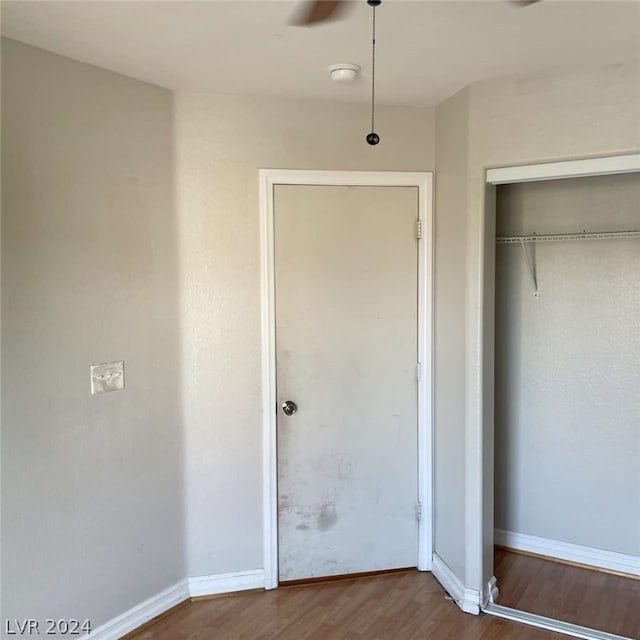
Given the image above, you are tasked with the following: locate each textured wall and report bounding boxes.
[1,37,436,622]
[433,88,470,580]
[495,174,640,556]
[468,61,640,592]
[5,33,639,625]
[1,39,185,627]
[174,92,435,577]
[434,60,640,598]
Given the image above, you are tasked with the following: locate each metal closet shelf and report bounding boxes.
[495,230,640,298]
[496,230,640,244]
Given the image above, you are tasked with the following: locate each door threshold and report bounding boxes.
[279,567,418,588]
[483,604,634,640]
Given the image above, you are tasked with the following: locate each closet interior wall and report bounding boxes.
[494,173,640,559]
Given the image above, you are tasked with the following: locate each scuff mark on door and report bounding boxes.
[317,502,338,531]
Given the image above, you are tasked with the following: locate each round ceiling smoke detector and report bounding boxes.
[328,63,361,83]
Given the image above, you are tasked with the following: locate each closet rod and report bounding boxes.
[496,230,640,244]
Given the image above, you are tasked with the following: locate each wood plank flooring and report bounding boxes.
[495,548,640,639]
[128,570,563,640]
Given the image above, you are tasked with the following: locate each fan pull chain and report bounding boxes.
[370,5,376,132]
[366,0,381,145]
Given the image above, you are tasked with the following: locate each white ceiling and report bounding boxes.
[2,0,639,107]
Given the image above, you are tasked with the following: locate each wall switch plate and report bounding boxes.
[90,361,124,395]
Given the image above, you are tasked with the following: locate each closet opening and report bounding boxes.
[481,155,640,640]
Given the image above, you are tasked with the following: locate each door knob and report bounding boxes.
[281,400,298,416]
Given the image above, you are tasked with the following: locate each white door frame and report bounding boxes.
[259,169,434,589]
[480,153,640,637]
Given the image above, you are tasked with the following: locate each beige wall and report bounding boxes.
[434,59,640,599]
[4,32,640,625]
[175,91,435,577]
[471,61,640,595]
[433,87,470,580]
[2,38,435,623]
[495,174,640,556]
[1,39,184,626]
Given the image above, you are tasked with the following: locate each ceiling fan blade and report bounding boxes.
[290,0,351,26]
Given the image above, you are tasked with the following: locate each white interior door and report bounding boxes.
[274,184,419,581]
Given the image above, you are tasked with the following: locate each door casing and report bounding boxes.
[259,170,434,589]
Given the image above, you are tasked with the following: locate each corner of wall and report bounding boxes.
[432,83,471,587]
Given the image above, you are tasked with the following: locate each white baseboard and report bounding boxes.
[84,569,265,640]
[83,580,190,640]
[189,569,265,598]
[495,529,640,577]
[431,553,481,615]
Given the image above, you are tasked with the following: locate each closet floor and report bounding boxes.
[494,547,640,639]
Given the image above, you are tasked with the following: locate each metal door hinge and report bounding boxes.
[416,219,423,240]
[416,501,422,521]
[416,362,422,381]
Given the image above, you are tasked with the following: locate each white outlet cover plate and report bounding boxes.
[90,361,124,395]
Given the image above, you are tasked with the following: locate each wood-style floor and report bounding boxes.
[127,570,563,640]
[495,548,640,639]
